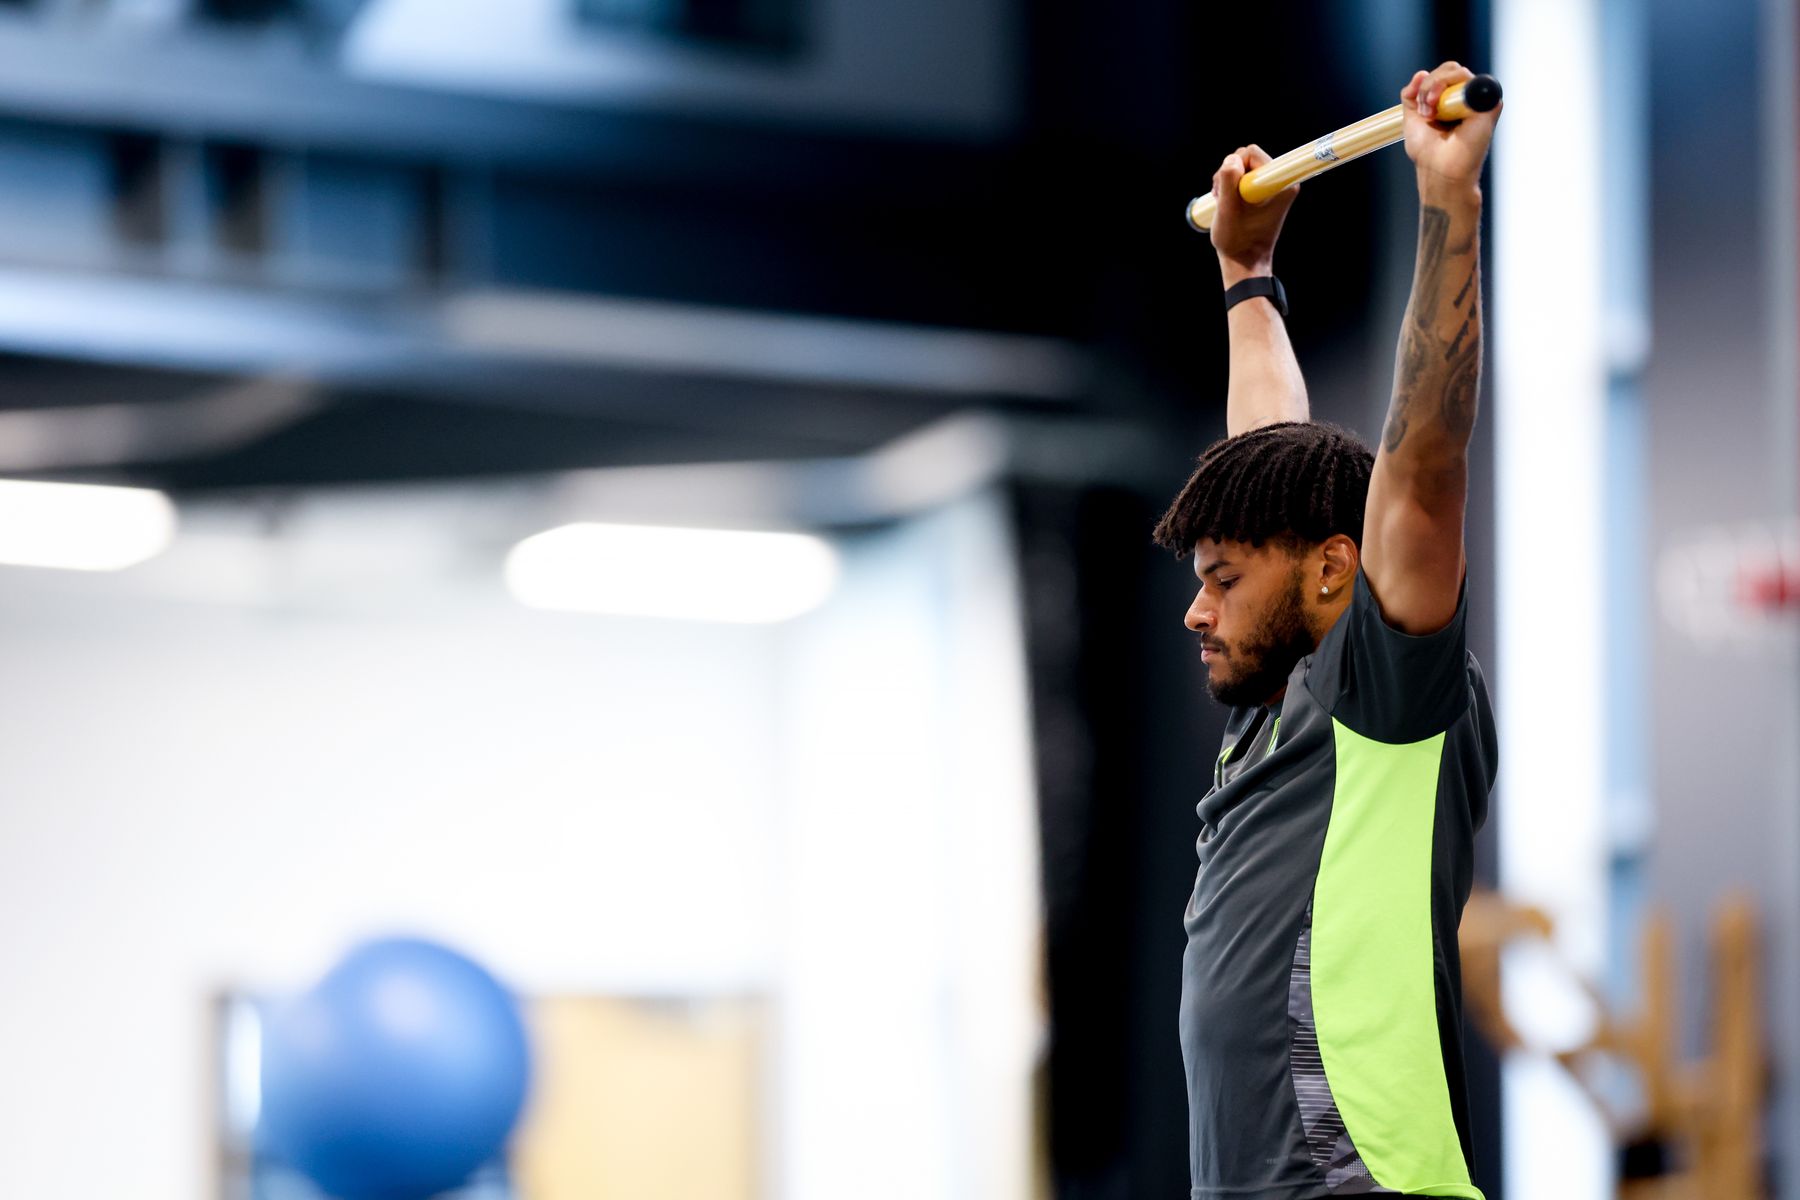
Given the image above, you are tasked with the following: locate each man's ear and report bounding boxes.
[1317,534,1359,595]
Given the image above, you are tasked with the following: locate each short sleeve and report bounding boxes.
[1304,568,1472,743]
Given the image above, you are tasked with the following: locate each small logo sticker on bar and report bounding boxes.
[1312,137,1339,164]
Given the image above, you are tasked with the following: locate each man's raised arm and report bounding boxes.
[1362,62,1502,633]
[1209,146,1308,437]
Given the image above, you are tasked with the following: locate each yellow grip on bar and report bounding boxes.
[1186,74,1502,233]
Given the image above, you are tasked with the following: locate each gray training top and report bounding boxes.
[1180,569,1496,1199]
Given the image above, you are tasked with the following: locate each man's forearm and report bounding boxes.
[1380,184,1483,476]
[1223,258,1309,437]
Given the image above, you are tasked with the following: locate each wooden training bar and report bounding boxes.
[1186,74,1503,233]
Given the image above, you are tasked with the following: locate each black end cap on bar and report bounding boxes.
[1464,75,1503,113]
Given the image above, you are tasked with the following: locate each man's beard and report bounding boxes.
[1205,571,1317,707]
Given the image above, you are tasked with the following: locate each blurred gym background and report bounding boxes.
[0,0,1792,1198]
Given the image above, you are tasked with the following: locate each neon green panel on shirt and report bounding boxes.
[1313,719,1482,1199]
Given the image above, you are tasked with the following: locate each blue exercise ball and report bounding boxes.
[259,937,532,1200]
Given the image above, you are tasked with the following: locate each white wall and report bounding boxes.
[0,481,1041,1200]
[1493,0,1613,1194]
[0,547,784,1199]
[774,495,1041,1200]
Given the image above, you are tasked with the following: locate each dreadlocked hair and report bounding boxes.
[1152,420,1375,558]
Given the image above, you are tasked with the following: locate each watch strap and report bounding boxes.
[1223,275,1288,317]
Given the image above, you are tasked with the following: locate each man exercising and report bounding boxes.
[1153,63,1501,1199]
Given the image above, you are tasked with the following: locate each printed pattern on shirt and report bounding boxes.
[1288,912,1396,1195]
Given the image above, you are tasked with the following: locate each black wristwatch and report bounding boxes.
[1223,275,1288,318]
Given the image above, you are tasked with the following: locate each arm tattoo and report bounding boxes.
[1383,332,1426,452]
[1453,266,1476,309]
[1446,315,1472,360]
[1382,204,1481,456]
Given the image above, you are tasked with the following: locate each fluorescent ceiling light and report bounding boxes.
[0,479,176,572]
[505,522,838,623]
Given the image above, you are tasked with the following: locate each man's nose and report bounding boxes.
[1185,596,1213,633]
